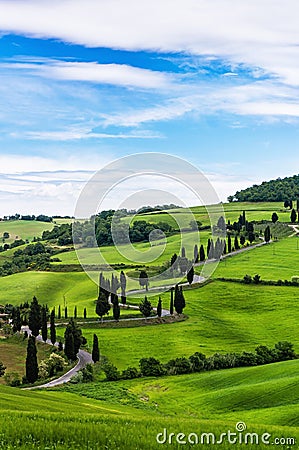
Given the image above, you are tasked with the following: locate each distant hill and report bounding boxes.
[228,174,299,202]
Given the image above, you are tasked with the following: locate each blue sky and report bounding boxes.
[0,0,299,215]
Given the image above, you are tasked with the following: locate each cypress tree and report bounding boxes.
[193,244,199,263]
[96,291,111,322]
[170,253,178,272]
[25,336,38,383]
[83,307,87,319]
[64,327,76,361]
[264,225,271,243]
[120,270,127,298]
[209,240,215,259]
[41,305,48,343]
[181,247,186,258]
[139,296,153,318]
[187,266,194,284]
[199,244,205,262]
[157,297,162,318]
[228,234,232,253]
[207,239,211,258]
[12,306,22,333]
[113,295,120,321]
[92,334,100,363]
[74,306,77,319]
[170,288,174,315]
[58,305,61,319]
[174,285,185,314]
[58,340,63,352]
[50,309,56,346]
[64,307,68,319]
[28,296,41,337]
[291,208,297,223]
[223,240,227,255]
[234,235,240,250]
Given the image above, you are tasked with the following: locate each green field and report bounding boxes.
[213,235,299,280]
[57,230,210,267]
[123,202,291,228]
[55,281,299,370]
[0,201,299,449]
[0,220,54,243]
[61,358,299,428]
[0,357,298,449]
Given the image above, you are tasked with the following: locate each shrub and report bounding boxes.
[4,371,21,387]
[243,274,252,284]
[255,345,276,364]
[275,341,297,361]
[122,367,139,379]
[102,362,120,381]
[0,361,6,377]
[189,352,206,372]
[81,364,94,382]
[165,357,192,375]
[236,351,258,367]
[39,353,67,379]
[139,357,166,377]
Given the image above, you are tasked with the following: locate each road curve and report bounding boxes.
[21,326,93,390]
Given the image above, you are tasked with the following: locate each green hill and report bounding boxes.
[228,174,299,202]
[0,359,298,449]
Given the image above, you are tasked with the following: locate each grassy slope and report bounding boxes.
[54,230,210,266]
[0,220,54,243]
[213,235,299,280]
[62,359,299,428]
[55,281,299,370]
[0,360,298,449]
[123,202,291,228]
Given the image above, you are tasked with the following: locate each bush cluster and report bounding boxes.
[102,341,297,381]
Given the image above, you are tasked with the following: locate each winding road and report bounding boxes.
[22,326,93,389]
[24,238,270,389]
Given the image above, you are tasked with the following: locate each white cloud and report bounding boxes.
[1,0,299,87]
[2,59,173,90]
[24,129,163,141]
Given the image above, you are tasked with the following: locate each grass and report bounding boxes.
[60,358,299,428]
[122,202,292,228]
[55,280,299,370]
[0,271,99,316]
[55,230,211,267]
[0,220,54,243]
[213,235,299,281]
[0,360,298,449]
[0,334,53,382]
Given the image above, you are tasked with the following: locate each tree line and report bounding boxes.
[102,340,297,381]
[228,174,299,202]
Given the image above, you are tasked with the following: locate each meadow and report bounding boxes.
[123,202,291,228]
[55,230,210,267]
[55,281,299,370]
[0,358,298,449]
[213,235,299,281]
[0,201,299,449]
[0,220,54,243]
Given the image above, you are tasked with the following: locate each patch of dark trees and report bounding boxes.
[228,174,299,203]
